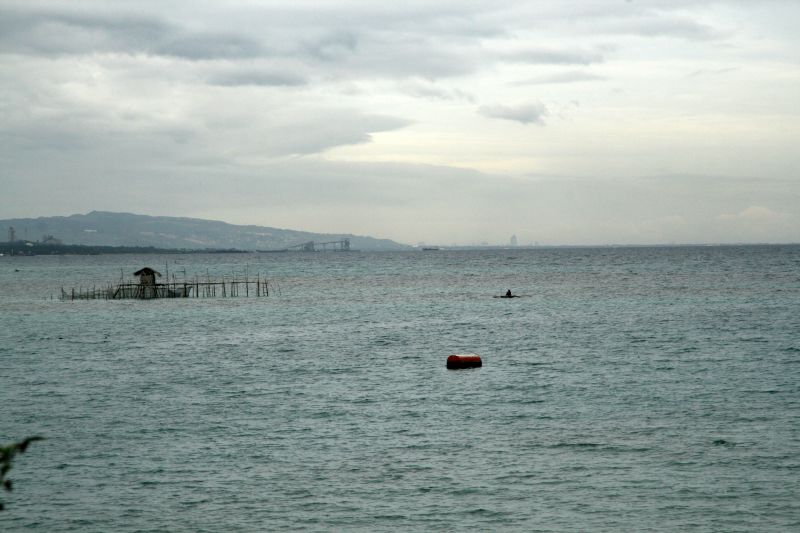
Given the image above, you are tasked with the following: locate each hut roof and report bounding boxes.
[133,267,162,277]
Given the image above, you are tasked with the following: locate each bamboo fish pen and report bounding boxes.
[60,267,274,301]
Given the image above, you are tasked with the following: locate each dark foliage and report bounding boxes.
[0,436,43,511]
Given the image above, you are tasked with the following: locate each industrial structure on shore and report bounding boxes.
[261,238,351,252]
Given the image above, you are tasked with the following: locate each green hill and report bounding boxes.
[0,211,410,251]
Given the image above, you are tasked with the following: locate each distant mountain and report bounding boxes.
[0,211,411,251]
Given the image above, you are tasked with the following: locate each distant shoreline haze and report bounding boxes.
[2,212,797,253]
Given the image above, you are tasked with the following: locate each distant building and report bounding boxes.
[41,235,62,245]
[8,226,15,243]
[510,234,518,246]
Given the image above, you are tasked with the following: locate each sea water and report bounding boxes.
[1,246,799,531]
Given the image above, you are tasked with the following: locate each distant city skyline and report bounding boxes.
[1,1,798,245]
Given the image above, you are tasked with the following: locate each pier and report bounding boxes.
[260,238,351,253]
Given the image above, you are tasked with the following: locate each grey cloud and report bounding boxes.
[479,103,548,125]
[503,2,727,41]
[513,70,607,85]
[243,159,488,209]
[400,81,474,102]
[0,144,484,223]
[304,32,359,61]
[0,4,612,81]
[0,2,727,85]
[0,91,410,160]
[257,113,410,156]
[260,3,505,40]
[153,34,264,60]
[686,67,738,78]
[500,48,605,65]
[0,6,479,79]
[0,9,169,56]
[0,7,262,60]
[333,42,478,79]
[197,107,410,157]
[588,15,723,41]
[208,70,307,87]
[1,1,796,245]
[638,16,721,40]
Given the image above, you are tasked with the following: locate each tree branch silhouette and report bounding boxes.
[1,436,43,511]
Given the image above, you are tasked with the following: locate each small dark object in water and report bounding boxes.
[713,439,731,446]
[496,289,522,298]
[447,354,482,369]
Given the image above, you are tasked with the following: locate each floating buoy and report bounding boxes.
[446,354,482,369]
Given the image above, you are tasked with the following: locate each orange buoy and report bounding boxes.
[446,354,482,369]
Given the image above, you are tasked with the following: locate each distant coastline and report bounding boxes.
[0,242,248,256]
[1,241,796,257]
[416,242,798,251]
[0,211,411,252]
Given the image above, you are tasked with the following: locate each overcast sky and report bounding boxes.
[1,0,798,245]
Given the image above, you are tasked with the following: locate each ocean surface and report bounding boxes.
[1,246,799,531]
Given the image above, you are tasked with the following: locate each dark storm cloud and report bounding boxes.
[478,102,548,125]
